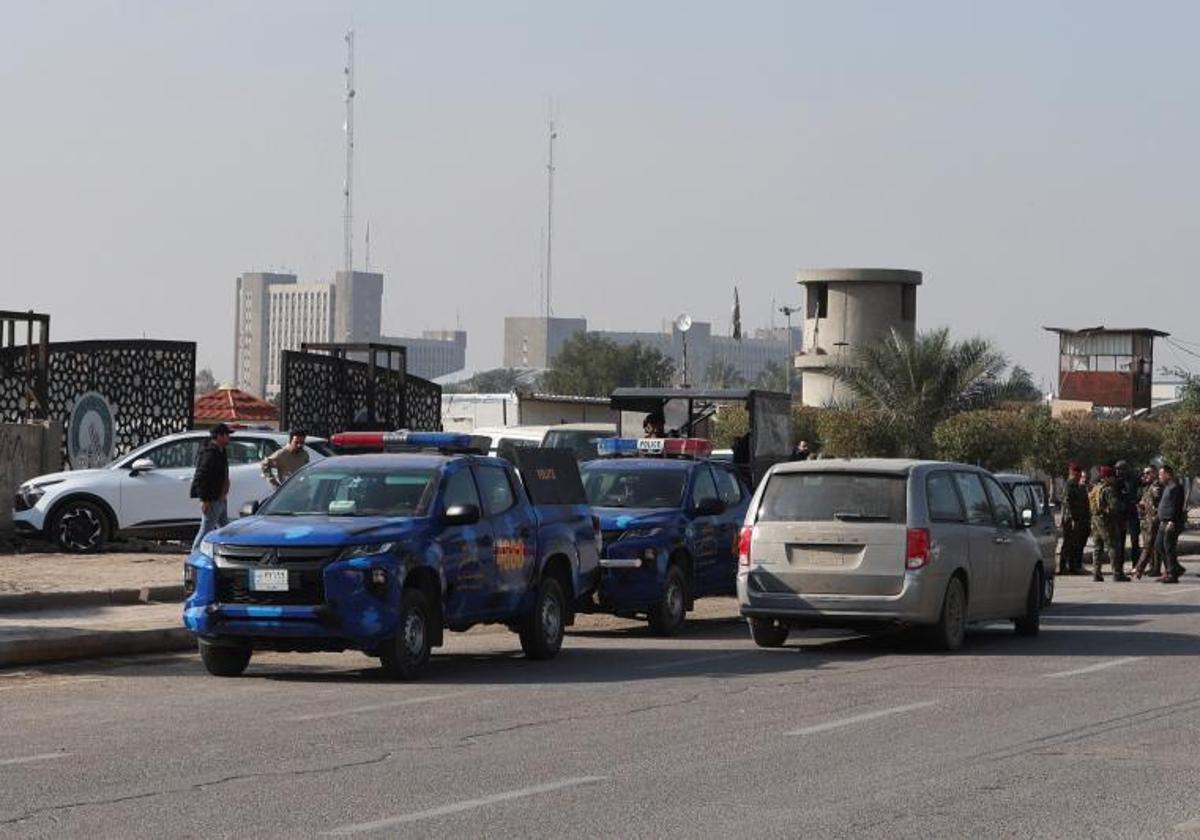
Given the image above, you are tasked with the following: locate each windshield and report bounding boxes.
[542,429,615,461]
[259,465,437,517]
[758,472,907,523]
[583,467,688,509]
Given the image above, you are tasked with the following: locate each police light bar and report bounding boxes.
[596,437,714,459]
[330,431,473,451]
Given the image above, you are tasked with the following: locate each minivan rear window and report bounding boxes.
[758,472,907,524]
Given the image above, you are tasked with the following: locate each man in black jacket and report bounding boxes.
[1156,464,1189,583]
[190,424,232,552]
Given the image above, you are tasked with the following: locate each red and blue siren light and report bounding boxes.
[596,437,713,459]
[330,431,473,451]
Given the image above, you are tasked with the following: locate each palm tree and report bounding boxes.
[830,327,1012,457]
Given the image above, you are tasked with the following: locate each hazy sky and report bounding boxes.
[4,1,1200,389]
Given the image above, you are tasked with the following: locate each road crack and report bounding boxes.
[0,751,394,827]
[458,692,700,744]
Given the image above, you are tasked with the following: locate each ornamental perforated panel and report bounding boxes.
[0,340,196,467]
[406,375,442,432]
[281,350,430,439]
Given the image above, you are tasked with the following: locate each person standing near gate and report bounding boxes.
[261,428,309,488]
[1157,464,1189,584]
[1090,465,1125,581]
[190,424,231,552]
[1060,463,1090,575]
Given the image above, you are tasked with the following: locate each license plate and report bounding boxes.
[250,568,289,592]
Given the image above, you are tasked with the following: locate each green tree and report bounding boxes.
[194,368,216,396]
[712,405,749,449]
[542,334,675,398]
[1161,413,1200,476]
[933,410,1027,471]
[831,327,1015,458]
[815,408,900,458]
[754,360,790,394]
[704,359,745,389]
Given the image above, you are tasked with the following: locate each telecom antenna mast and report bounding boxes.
[544,117,557,318]
[343,29,356,279]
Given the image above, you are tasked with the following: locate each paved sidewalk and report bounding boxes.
[0,602,191,668]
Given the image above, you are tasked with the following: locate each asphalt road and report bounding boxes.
[2,577,1200,839]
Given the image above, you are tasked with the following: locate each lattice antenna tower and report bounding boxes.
[343,29,356,278]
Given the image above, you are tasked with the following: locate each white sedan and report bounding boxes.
[12,430,330,552]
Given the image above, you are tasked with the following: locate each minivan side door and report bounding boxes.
[952,471,1005,619]
[982,475,1030,613]
[923,469,974,607]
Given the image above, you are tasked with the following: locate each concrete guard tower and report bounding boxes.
[794,268,923,406]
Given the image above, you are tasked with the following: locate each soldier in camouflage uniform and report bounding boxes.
[1059,463,1090,575]
[1090,465,1126,582]
[1134,467,1163,579]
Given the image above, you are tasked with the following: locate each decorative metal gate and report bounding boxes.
[0,339,196,467]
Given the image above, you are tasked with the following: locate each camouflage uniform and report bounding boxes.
[1135,481,1163,577]
[1059,480,1091,574]
[1090,481,1121,580]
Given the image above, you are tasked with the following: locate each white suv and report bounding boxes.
[12,430,329,552]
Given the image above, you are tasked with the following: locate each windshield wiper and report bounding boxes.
[833,511,890,522]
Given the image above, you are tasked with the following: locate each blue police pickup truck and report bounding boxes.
[580,438,751,635]
[183,434,600,679]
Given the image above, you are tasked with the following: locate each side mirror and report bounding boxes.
[693,497,726,517]
[240,500,261,518]
[443,503,481,526]
[1021,508,1034,528]
[130,458,156,475]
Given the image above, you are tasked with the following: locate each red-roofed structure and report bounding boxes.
[193,386,279,428]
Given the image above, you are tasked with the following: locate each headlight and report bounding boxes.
[339,542,397,561]
[199,540,215,558]
[622,527,665,540]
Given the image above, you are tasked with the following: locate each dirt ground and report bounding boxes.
[0,547,186,594]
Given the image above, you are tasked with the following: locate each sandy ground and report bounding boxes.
[0,551,186,594]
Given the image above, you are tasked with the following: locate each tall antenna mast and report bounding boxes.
[343,29,356,279]
[544,116,557,318]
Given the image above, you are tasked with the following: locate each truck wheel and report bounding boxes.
[1042,571,1055,607]
[1014,569,1042,637]
[199,640,251,677]
[380,588,432,680]
[648,565,687,637]
[519,576,565,661]
[928,576,967,652]
[748,617,789,648]
[52,499,109,553]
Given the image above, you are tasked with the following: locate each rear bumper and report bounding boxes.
[737,569,948,627]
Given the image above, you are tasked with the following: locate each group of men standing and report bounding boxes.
[1060,461,1189,584]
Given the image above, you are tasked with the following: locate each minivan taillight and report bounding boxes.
[906,527,931,571]
[738,526,754,569]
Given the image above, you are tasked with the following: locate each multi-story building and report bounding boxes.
[234,270,467,398]
[501,316,795,387]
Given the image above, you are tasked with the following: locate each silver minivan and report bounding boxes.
[736,459,1045,651]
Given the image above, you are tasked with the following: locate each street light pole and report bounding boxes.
[779,304,799,396]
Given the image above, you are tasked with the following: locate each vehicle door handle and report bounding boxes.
[478,536,494,547]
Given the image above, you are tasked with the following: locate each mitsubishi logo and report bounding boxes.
[261,549,280,566]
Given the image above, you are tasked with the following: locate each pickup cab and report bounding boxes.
[580,438,751,635]
[183,441,600,679]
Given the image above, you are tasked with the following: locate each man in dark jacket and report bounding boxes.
[1060,463,1090,575]
[1156,464,1189,583]
[190,424,232,552]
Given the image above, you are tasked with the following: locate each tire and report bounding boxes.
[1042,571,1055,607]
[748,617,789,648]
[929,576,968,652]
[380,588,433,680]
[519,576,566,661]
[1014,568,1042,637]
[647,565,688,637]
[51,499,109,553]
[199,640,251,677]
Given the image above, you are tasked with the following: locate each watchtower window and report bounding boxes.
[901,286,916,320]
[807,283,829,319]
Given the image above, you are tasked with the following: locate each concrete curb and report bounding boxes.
[0,585,185,614]
[0,627,194,669]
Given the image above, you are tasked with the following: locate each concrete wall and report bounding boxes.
[517,396,618,426]
[333,271,384,344]
[0,421,62,530]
